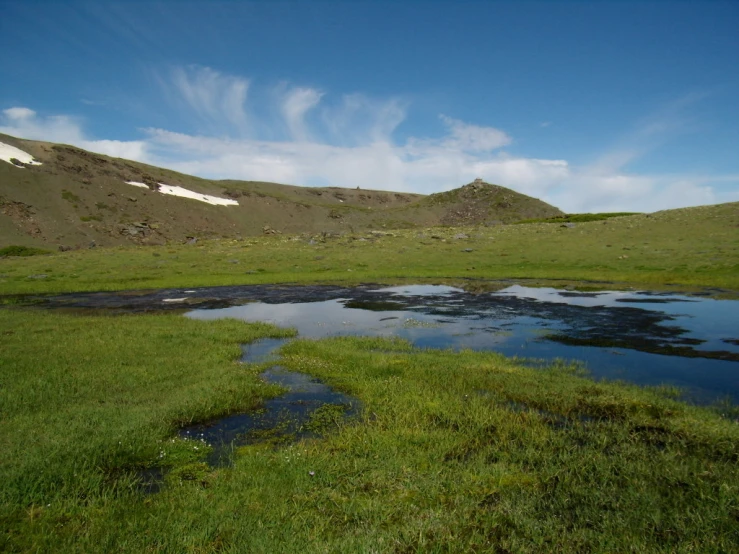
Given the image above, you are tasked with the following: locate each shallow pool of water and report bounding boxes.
[26,281,739,403]
[185,284,739,404]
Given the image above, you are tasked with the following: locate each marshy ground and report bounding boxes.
[2,284,739,552]
[1,201,738,552]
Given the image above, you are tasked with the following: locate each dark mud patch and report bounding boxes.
[11,281,735,313]
[547,334,739,362]
[344,299,407,311]
[15,284,382,313]
[0,294,45,306]
[615,297,698,304]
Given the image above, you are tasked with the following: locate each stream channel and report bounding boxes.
[32,282,739,465]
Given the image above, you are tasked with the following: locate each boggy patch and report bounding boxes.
[16,282,739,402]
[179,366,360,466]
[27,284,735,362]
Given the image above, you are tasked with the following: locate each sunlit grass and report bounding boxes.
[1,202,737,295]
[1,201,737,550]
[2,312,737,552]
[0,309,293,508]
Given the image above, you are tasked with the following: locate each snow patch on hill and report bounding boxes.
[0,141,42,167]
[125,181,238,206]
[125,181,150,189]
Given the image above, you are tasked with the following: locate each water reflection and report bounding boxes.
[187,285,739,403]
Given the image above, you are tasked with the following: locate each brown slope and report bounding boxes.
[0,134,563,249]
[412,179,563,225]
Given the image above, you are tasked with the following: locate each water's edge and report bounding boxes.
[179,338,360,467]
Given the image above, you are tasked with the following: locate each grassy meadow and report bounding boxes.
[1,309,738,552]
[1,202,738,295]
[1,201,738,551]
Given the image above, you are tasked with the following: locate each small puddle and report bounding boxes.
[135,467,166,495]
[240,337,290,364]
[179,338,360,466]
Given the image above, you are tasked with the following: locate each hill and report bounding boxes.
[0,133,562,249]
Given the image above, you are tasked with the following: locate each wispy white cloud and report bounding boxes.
[548,91,732,212]
[588,92,706,175]
[4,107,37,120]
[2,74,737,213]
[168,65,250,134]
[439,115,512,152]
[320,93,408,146]
[0,107,147,161]
[1,107,85,143]
[281,87,323,142]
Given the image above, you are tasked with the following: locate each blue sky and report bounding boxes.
[1,1,738,212]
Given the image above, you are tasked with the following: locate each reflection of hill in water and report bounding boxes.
[343,287,738,363]
[35,283,739,362]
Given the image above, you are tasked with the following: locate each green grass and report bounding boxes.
[60,190,80,203]
[79,214,103,222]
[0,202,737,294]
[0,310,293,507]
[515,212,640,224]
[1,311,737,552]
[0,245,50,257]
[1,135,737,551]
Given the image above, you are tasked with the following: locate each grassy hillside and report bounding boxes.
[1,200,737,294]
[0,134,563,249]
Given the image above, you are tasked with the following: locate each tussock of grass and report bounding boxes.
[2,315,737,552]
